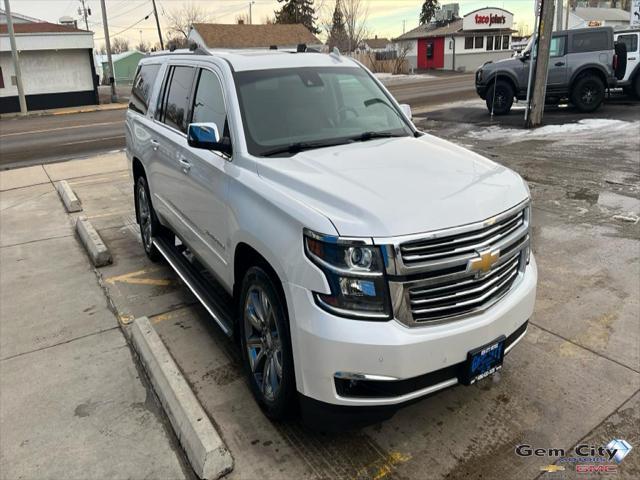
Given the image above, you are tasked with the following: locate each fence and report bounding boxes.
[349,52,410,75]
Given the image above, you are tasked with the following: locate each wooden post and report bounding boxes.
[526,0,555,128]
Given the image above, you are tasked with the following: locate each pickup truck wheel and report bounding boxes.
[239,267,295,420]
[135,176,161,262]
[571,75,604,112]
[485,80,514,115]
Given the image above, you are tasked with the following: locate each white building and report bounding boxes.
[0,11,97,114]
[557,7,632,30]
[394,7,515,72]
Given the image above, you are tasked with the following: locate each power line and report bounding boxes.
[94,11,153,40]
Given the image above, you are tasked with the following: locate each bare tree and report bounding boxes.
[110,37,130,54]
[262,15,276,25]
[136,40,150,52]
[342,0,369,53]
[166,1,211,41]
[393,42,411,75]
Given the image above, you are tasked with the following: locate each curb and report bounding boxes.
[131,317,234,480]
[55,180,82,213]
[76,217,112,267]
[0,103,127,120]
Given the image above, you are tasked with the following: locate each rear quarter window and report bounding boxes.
[129,63,160,115]
[571,31,610,53]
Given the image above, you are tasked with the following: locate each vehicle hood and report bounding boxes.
[481,57,518,71]
[256,135,529,238]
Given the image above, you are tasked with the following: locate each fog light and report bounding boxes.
[339,277,376,297]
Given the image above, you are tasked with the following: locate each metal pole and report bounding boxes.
[524,8,540,123]
[249,1,254,25]
[151,0,164,50]
[99,0,117,102]
[4,0,27,114]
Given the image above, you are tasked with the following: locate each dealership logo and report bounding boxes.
[475,13,506,26]
[607,439,633,464]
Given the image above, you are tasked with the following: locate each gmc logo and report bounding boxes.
[576,465,618,473]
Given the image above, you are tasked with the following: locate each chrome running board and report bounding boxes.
[153,236,234,336]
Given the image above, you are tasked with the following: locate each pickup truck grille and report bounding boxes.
[388,202,530,326]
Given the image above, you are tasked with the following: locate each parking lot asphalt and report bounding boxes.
[1,99,638,479]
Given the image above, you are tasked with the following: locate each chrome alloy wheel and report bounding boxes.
[137,184,153,251]
[243,285,283,402]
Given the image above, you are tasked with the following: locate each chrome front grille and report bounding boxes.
[385,201,531,326]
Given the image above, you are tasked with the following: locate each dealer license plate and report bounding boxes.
[463,336,506,385]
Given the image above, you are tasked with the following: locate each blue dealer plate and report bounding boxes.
[463,336,506,385]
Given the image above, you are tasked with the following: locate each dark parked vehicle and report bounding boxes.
[475,27,624,114]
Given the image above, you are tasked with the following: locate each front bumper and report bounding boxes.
[286,255,537,407]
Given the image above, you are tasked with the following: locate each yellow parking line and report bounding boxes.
[353,452,411,480]
[105,268,177,287]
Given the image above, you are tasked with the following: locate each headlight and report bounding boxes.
[303,229,392,320]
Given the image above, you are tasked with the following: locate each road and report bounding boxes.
[0,74,476,169]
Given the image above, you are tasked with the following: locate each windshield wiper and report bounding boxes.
[349,131,406,142]
[260,139,351,157]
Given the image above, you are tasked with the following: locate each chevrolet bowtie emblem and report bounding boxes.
[469,248,500,275]
[540,465,565,473]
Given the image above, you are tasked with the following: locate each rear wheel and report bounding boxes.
[634,74,640,99]
[135,176,162,262]
[485,80,514,115]
[571,75,605,112]
[239,266,295,420]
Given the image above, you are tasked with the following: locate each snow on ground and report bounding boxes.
[375,73,436,85]
[467,118,636,142]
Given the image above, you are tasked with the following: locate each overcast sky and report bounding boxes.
[12,0,537,49]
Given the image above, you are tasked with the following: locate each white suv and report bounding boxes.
[125,47,537,427]
[615,29,640,98]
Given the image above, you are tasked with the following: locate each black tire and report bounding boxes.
[239,266,295,420]
[485,80,514,115]
[135,175,162,262]
[571,75,605,112]
[634,74,640,100]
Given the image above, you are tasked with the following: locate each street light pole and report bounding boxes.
[249,1,255,25]
[99,0,117,103]
[3,0,27,115]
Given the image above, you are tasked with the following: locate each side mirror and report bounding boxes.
[187,123,232,156]
[399,103,412,120]
[520,51,530,62]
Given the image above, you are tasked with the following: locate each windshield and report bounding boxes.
[234,67,414,157]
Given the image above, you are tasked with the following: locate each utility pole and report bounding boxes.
[4,0,27,115]
[78,0,91,31]
[249,1,255,25]
[99,0,117,103]
[526,0,555,128]
[556,0,563,31]
[151,0,164,50]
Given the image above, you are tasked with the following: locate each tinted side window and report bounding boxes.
[572,31,609,53]
[618,34,638,52]
[163,66,196,133]
[550,36,567,57]
[129,64,160,115]
[192,69,227,137]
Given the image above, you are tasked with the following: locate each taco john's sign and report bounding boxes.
[462,7,514,31]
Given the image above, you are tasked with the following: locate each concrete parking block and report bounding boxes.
[0,235,118,360]
[0,183,72,247]
[131,316,234,480]
[0,328,190,480]
[76,217,112,267]
[0,165,50,191]
[43,151,128,181]
[55,180,82,212]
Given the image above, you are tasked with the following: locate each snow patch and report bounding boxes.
[468,119,635,142]
[375,73,436,85]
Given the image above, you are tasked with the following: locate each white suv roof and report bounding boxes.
[148,48,360,72]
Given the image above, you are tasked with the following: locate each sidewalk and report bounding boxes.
[0,102,127,120]
[0,155,191,480]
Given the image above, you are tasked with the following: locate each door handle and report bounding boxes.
[554,61,565,67]
[150,139,159,151]
[629,57,637,61]
[178,157,191,173]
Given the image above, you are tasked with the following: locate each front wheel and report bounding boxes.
[571,75,605,112]
[485,80,514,115]
[239,267,296,420]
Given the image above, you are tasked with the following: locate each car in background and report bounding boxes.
[614,28,640,98]
[475,27,623,114]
